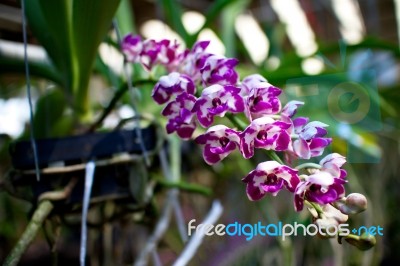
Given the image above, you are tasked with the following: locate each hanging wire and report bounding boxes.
[80,160,96,266]
[112,19,150,167]
[21,0,41,181]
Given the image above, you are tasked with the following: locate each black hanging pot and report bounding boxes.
[7,120,162,213]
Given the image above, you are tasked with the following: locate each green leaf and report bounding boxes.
[220,0,250,57]
[33,89,67,138]
[0,51,62,85]
[25,0,121,121]
[187,0,249,46]
[36,0,75,92]
[24,0,66,83]
[115,0,136,35]
[72,0,122,119]
[157,0,189,44]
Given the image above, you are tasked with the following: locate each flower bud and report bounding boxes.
[337,193,367,215]
[339,233,376,251]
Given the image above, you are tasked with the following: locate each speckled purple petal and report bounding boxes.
[122,34,143,62]
[306,186,338,205]
[293,138,311,159]
[242,171,266,201]
[203,146,223,165]
[281,101,304,118]
[195,125,240,164]
[293,117,309,131]
[309,137,332,157]
[294,194,305,212]
[176,123,196,139]
[260,178,284,195]
[240,126,257,159]
[275,131,291,151]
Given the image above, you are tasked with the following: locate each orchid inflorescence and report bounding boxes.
[121,34,372,247]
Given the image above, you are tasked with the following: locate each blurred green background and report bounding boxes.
[0,0,399,265]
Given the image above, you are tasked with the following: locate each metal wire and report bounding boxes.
[21,0,41,181]
[80,161,96,266]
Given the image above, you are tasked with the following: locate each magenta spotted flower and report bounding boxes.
[294,172,346,212]
[162,93,197,139]
[294,153,347,211]
[292,118,332,159]
[195,125,241,165]
[157,39,181,71]
[241,74,268,95]
[240,117,291,159]
[152,72,196,104]
[244,82,282,120]
[242,161,300,200]
[193,84,245,128]
[139,39,161,70]
[180,41,211,81]
[122,34,143,62]
[200,55,239,86]
[320,153,347,179]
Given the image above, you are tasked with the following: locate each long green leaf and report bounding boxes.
[115,0,136,35]
[221,0,249,57]
[157,0,189,44]
[72,0,121,119]
[33,89,67,138]
[24,1,64,83]
[0,52,62,85]
[36,0,75,92]
[25,0,121,121]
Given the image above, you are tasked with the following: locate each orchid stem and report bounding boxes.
[226,114,247,130]
[265,150,284,165]
[305,200,324,216]
[295,163,322,170]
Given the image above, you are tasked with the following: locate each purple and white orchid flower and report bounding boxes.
[180,41,211,81]
[193,84,245,128]
[294,153,347,211]
[195,125,241,165]
[152,72,196,104]
[162,93,197,139]
[242,161,300,201]
[122,34,143,63]
[157,39,181,71]
[200,55,239,86]
[320,153,347,179]
[292,118,332,159]
[240,117,291,159]
[241,74,268,95]
[244,83,282,120]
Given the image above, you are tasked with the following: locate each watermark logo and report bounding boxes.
[188,219,383,241]
[285,44,382,163]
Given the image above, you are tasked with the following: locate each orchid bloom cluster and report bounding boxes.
[122,34,368,235]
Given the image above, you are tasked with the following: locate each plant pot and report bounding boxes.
[7,123,161,213]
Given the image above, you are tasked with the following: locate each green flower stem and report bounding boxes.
[295,163,322,170]
[169,135,181,182]
[226,113,248,130]
[265,150,284,165]
[88,78,156,132]
[305,200,324,217]
[4,200,54,266]
[155,179,212,196]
